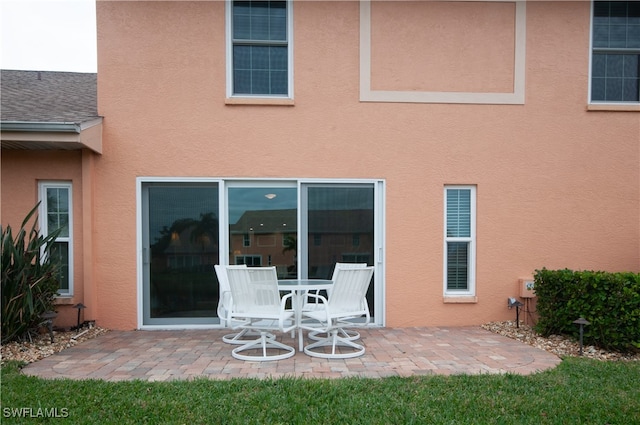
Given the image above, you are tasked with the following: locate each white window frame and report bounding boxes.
[443,185,476,297]
[588,1,640,105]
[225,0,294,100]
[39,181,73,297]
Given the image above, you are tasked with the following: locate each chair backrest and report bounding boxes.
[247,266,278,283]
[214,264,228,294]
[227,266,281,314]
[328,266,374,315]
[247,267,280,306]
[215,264,247,293]
[330,262,368,281]
[215,264,247,322]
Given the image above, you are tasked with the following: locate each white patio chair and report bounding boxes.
[305,262,368,342]
[246,266,280,287]
[301,266,374,359]
[215,264,263,345]
[226,266,296,361]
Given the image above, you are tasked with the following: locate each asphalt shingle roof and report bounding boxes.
[1,70,98,124]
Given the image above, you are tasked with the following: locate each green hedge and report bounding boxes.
[534,268,640,352]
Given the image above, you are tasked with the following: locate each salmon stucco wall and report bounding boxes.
[90,0,640,330]
[371,1,516,93]
[1,150,86,328]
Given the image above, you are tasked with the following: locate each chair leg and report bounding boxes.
[231,331,296,361]
[222,328,270,345]
[303,329,365,359]
[307,328,360,342]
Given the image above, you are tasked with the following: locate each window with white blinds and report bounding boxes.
[444,186,476,295]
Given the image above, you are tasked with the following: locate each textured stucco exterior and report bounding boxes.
[2,1,638,331]
[1,150,86,326]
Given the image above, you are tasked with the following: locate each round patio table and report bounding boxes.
[278,279,333,351]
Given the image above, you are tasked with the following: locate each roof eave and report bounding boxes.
[0,118,103,154]
[1,121,81,133]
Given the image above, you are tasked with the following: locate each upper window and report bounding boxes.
[228,0,291,97]
[591,1,640,103]
[39,182,73,296]
[444,186,476,296]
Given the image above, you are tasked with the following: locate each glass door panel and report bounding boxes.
[227,186,297,278]
[142,183,219,325]
[302,185,376,315]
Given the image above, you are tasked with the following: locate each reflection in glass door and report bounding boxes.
[140,179,383,327]
[142,183,219,325]
[301,184,376,315]
[227,185,297,278]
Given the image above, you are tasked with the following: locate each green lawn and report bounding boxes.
[2,358,639,424]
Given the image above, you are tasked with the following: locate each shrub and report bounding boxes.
[1,204,61,343]
[534,268,640,352]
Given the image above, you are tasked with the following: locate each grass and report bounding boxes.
[2,358,639,424]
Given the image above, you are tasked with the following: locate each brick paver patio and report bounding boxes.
[22,327,561,381]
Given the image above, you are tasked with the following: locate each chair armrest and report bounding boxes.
[299,293,331,331]
[304,293,328,305]
[279,292,296,332]
[280,291,294,309]
[217,291,233,321]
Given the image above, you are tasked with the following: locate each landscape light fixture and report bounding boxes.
[40,311,58,343]
[507,297,524,328]
[73,303,86,330]
[573,317,590,356]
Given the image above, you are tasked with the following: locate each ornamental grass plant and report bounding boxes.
[1,204,61,344]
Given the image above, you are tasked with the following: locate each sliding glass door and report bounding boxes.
[301,184,377,316]
[142,183,219,325]
[227,183,297,278]
[140,179,384,327]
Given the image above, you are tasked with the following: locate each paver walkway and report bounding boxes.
[22,327,561,381]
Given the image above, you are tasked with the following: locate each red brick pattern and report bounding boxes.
[22,327,561,381]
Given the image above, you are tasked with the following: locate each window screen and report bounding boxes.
[232,1,288,95]
[591,1,640,102]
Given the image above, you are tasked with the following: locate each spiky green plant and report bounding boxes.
[1,203,61,343]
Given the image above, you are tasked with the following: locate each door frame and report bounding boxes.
[138,178,222,328]
[137,177,385,329]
